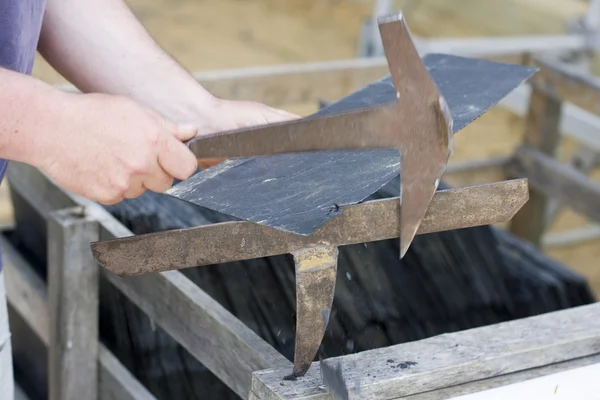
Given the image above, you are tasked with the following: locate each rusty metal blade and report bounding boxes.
[90,179,528,276]
[186,105,400,158]
[290,246,338,377]
[377,13,453,257]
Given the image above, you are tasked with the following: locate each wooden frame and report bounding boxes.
[5,33,600,400]
[507,55,600,246]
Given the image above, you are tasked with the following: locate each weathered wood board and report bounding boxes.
[167,54,537,235]
[1,233,158,400]
[251,302,600,399]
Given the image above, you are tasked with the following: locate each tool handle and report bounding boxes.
[197,157,227,170]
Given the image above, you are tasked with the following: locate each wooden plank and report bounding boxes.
[48,208,100,400]
[100,263,292,397]
[508,87,562,245]
[544,145,599,224]
[250,303,600,399]
[418,34,588,58]
[532,56,600,116]
[2,236,49,342]
[0,234,158,400]
[510,146,600,224]
[6,162,292,399]
[97,346,159,400]
[543,225,600,248]
[194,54,527,106]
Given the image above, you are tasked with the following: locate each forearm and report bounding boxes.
[38,0,215,123]
[0,68,69,166]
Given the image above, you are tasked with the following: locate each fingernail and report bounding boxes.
[178,123,197,132]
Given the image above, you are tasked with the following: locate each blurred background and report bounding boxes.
[7,0,600,296]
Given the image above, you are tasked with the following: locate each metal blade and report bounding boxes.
[184,12,453,258]
[290,247,338,377]
[186,105,399,158]
[377,13,453,257]
[90,179,529,276]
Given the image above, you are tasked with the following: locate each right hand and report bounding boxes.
[33,93,198,205]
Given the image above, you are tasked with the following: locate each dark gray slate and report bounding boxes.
[166,54,536,235]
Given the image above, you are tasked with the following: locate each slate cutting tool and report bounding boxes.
[184,12,453,258]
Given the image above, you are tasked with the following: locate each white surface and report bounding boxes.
[449,363,600,400]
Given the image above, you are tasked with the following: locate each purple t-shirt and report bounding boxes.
[1,0,47,269]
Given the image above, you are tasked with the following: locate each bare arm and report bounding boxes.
[0,66,198,204]
[23,0,298,203]
[0,67,67,166]
[38,0,215,124]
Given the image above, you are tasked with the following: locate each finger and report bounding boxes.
[98,194,124,206]
[122,179,146,199]
[172,123,198,141]
[158,135,198,181]
[86,182,123,205]
[142,164,175,193]
[161,118,198,141]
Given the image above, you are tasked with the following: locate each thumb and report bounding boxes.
[161,118,198,141]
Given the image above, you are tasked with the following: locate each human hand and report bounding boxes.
[32,93,199,205]
[186,98,300,169]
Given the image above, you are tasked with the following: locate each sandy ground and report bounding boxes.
[3,0,599,294]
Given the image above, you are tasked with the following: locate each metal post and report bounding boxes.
[48,207,100,400]
[290,246,338,377]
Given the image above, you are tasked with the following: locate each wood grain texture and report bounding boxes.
[531,57,600,116]
[6,161,291,399]
[545,145,600,224]
[403,354,600,400]
[251,303,600,399]
[510,146,600,224]
[48,208,100,400]
[1,233,158,400]
[508,87,562,245]
[97,347,158,400]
